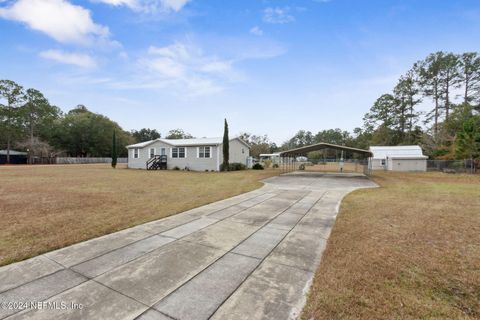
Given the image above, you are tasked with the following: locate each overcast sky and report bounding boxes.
[1,0,480,144]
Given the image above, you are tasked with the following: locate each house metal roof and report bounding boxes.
[126,137,250,149]
[369,145,425,159]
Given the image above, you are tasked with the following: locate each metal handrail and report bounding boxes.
[146,155,161,169]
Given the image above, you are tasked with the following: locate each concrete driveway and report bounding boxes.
[0,172,377,320]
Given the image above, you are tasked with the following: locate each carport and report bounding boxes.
[279,142,373,174]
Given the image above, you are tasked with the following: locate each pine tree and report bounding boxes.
[459,52,480,106]
[393,69,422,143]
[439,53,461,120]
[111,129,117,169]
[222,119,229,171]
[0,80,25,164]
[417,52,444,136]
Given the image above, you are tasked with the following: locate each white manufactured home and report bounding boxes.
[369,145,428,172]
[126,137,250,171]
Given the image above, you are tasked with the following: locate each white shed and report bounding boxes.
[368,145,428,172]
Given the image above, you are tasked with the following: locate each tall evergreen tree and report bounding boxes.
[439,53,461,120]
[393,69,422,142]
[111,129,117,169]
[22,88,60,163]
[459,52,480,106]
[0,80,25,163]
[222,118,229,170]
[364,94,399,129]
[417,52,444,136]
[363,93,412,145]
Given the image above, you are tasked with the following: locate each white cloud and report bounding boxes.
[93,0,190,13]
[263,7,295,24]
[0,0,111,45]
[112,38,286,96]
[95,0,136,5]
[110,41,240,95]
[39,49,97,68]
[249,26,263,36]
[199,61,232,74]
[160,0,189,12]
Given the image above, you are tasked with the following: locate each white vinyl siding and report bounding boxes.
[198,146,211,158]
[127,139,248,171]
[172,147,186,158]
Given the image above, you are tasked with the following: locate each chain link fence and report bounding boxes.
[277,158,478,175]
[427,159,477,174]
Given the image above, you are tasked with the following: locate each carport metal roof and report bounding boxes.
[279,142,373,157]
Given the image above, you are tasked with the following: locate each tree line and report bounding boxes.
[2,50,479,164]
[0,79,197,163]
[280,51,480,160]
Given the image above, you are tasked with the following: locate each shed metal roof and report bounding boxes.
[369,145,424,159]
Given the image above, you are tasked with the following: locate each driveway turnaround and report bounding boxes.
[0,172,377,320]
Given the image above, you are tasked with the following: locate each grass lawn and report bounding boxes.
[0,164,279,266]
[302,172,480,319]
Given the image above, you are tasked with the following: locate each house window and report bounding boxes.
[242,148,245,154]
[172,147,186,158]
[161,148,166,156]
[149,148,155,159]
[199,146,211,158]
[381,159,386,166]
[133,148,139,159]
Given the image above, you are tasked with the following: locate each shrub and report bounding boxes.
[252,163,264,170]
[272,163,279,168]
[230,162,247,171]
[299,164,306,170]
[220,162,246,171]
[173,166,180,170]
[263,159,272,168]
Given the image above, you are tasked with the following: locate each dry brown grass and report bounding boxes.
[302,171,480,320]
[0,164,280,266]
